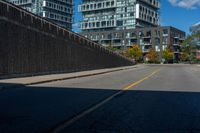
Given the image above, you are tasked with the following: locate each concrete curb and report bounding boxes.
[25,66,137,85]
[0,65,138,87]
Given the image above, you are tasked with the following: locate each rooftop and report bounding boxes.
[193,22,200,26]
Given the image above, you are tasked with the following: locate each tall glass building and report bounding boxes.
[190,22,200,34]
[7,0,73,29]
[79,0,160,32]
[78,0,187,62]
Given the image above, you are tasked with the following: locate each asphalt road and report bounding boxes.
[1,64,200,133]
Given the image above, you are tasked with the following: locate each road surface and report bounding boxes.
[1,64,200,133]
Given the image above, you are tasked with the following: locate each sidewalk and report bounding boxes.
[0,65,138,87]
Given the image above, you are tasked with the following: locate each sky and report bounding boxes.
[73,0,200,34]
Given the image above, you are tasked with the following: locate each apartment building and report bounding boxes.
[79,0,160,32]
[7,0,73,29]
[190,22,200,59]
[190,22,200,34]
[81,26,185,61]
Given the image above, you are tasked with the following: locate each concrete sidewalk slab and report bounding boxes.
[0,65,137,86]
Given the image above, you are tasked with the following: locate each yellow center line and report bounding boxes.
[123,68,161,91]
[50,68,161,133]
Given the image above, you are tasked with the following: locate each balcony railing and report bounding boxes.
[81,20,117,30]
[113,43,122,46]
[174,50,180,53]
[143,43,152,46]
[142,36,151,38]
[174,36,179,39]
[130,36,137,39]
[173,43,180,46]
[112,37,121,40]
[163,34,168,37]
[78,0,116,12]
[101,38,112,41]
[143,49,150,53]
[140,0,160,9]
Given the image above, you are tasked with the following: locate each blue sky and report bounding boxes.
[73,0,200,34]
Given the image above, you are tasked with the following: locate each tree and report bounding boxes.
[180,52,189,62]
[162,48,174,63]
[146,48,158,63]
[181,35,194,54]
[126,45,142,62]
[189,53,197,64]
[181,31,200,63]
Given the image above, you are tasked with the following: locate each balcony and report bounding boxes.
[101,40,111,45]
[81,20,117,30]
[113,43,122,46]
[79,0,116,12]
[130,36,137,39]
[101,39,111,41]
[174,36,179,39]
[101,43,109,46]
[143,49,150,53]
[143,37,151,44]
[143,43,152,46]
[163,34,168,37]
[140,0,160,9]
[174,49,180,53]
[91,38,99,41]
[142,36,151,39]
[112,37,121,40]
[173,43,180,46]
[130,39,137,44]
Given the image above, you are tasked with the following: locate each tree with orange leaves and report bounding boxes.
[126,45,143,62]
[146,48,158,63]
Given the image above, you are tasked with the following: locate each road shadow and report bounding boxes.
[0,83,200,133]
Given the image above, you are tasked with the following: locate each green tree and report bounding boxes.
[189,53,197,64]
[181,31,200,63]
[181,35,194,54]
[162,48,174,63]
[146,48,158,63]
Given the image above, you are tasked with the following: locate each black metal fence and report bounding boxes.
[0,1,133,78]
